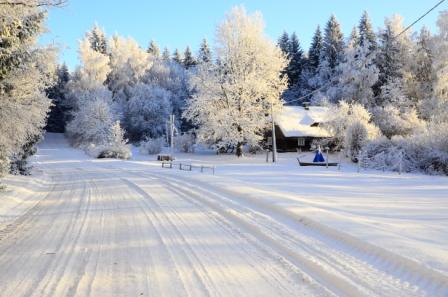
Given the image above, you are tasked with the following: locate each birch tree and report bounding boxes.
[184,6,287,156]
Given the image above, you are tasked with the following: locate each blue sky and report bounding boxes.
[41,0,447,70]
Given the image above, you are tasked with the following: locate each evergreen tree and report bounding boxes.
[348,26,360,48]
[46,64,70,132]
[162,47,170,61]
[321,15,344,70]
[88,24,108,54]
[287,33,304,87]
[183,46,197,69]
[198,38,212,63]
[412,27,433,108]
[375,15,410,102]
[278,31,290,55]
[147,40,160,58]
[172,48,183,64]
[307,25,323,74]
[358,11,377,51]
[312,15,344,103]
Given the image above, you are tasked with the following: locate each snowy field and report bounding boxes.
[0,133,447,297]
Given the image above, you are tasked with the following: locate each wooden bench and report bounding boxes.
[157,154,174,161]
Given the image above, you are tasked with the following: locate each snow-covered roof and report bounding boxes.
[276,106,331,138]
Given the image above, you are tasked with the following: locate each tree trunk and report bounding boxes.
[236,142,244,157]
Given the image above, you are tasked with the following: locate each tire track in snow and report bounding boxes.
[135,168,443,297]
[117,168,334,297]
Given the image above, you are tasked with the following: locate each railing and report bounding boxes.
[161,162,215,175]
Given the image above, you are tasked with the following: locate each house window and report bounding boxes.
[297,138,305,147]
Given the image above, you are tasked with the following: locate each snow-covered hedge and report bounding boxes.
[139,138,165,155]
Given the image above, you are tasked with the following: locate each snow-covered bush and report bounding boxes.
[80,121,131,160]
[362,121,448,175]
[66,95,115,146]
[323,101,380,158]
[372,105,424,138]
[174,133,195,153]
[139,138,165,155]
[345,121,369,162]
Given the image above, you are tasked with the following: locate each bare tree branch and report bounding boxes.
[0,0,68,7]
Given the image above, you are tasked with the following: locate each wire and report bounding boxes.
[284,0,446,105]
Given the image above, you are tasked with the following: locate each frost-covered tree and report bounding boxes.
[422,11,448,123]
[307,26,323,75]
[287,32,304,87]
[375,15,413,103]
[65,33,130,158]
[198,38,212,64]
[0,2,55,176]
[66,94,115,146]
[301,26,323,96]
[172,48,182,64]
[321,15,344,70]
[278,31,289,55]
[312,15,344,103]
[411,27,433,109]
[143,58,189,126]
[324,102,380,160]
[358,11,377,51]
[184,6,288,156]
[162,47,170,61]
[88,24,108,54]
[107,35,152,103]
[348,26,360,48]
[46,63,70,132]
[183,46,197,69]
[330,39,379,106]
[147,40,160,58]
[124,83,171,141]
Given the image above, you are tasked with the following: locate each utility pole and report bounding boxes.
[170,114,175,156]
[270,101,277,163]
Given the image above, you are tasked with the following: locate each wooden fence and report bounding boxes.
[161,162,215,175]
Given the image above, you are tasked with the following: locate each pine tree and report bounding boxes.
[173,49,183,64]
[183,46,197,69]
[278,31,290,56]
[308,26,323,72]
[147,40,160,58]
[358,11,377,51]
[412,27,433,107]
[321,15,344,70]
[198,38,212,63]
[162,47,170,61]
[348,26,360,48]
[88,24,108,54]
[46,63,70,132]
[287,33,304,87]
[375,15,411,103]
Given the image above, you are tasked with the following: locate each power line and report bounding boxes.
[284,0,446,106]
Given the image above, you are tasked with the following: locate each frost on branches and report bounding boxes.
[184,6,288,156]
[0,3,55,176]
[323,102,380,161]
[65,34,130,159]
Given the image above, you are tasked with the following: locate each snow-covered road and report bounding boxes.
[0,134,447,296]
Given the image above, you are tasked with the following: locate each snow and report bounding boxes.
[1,133,447,296]
[276,106,331,137]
